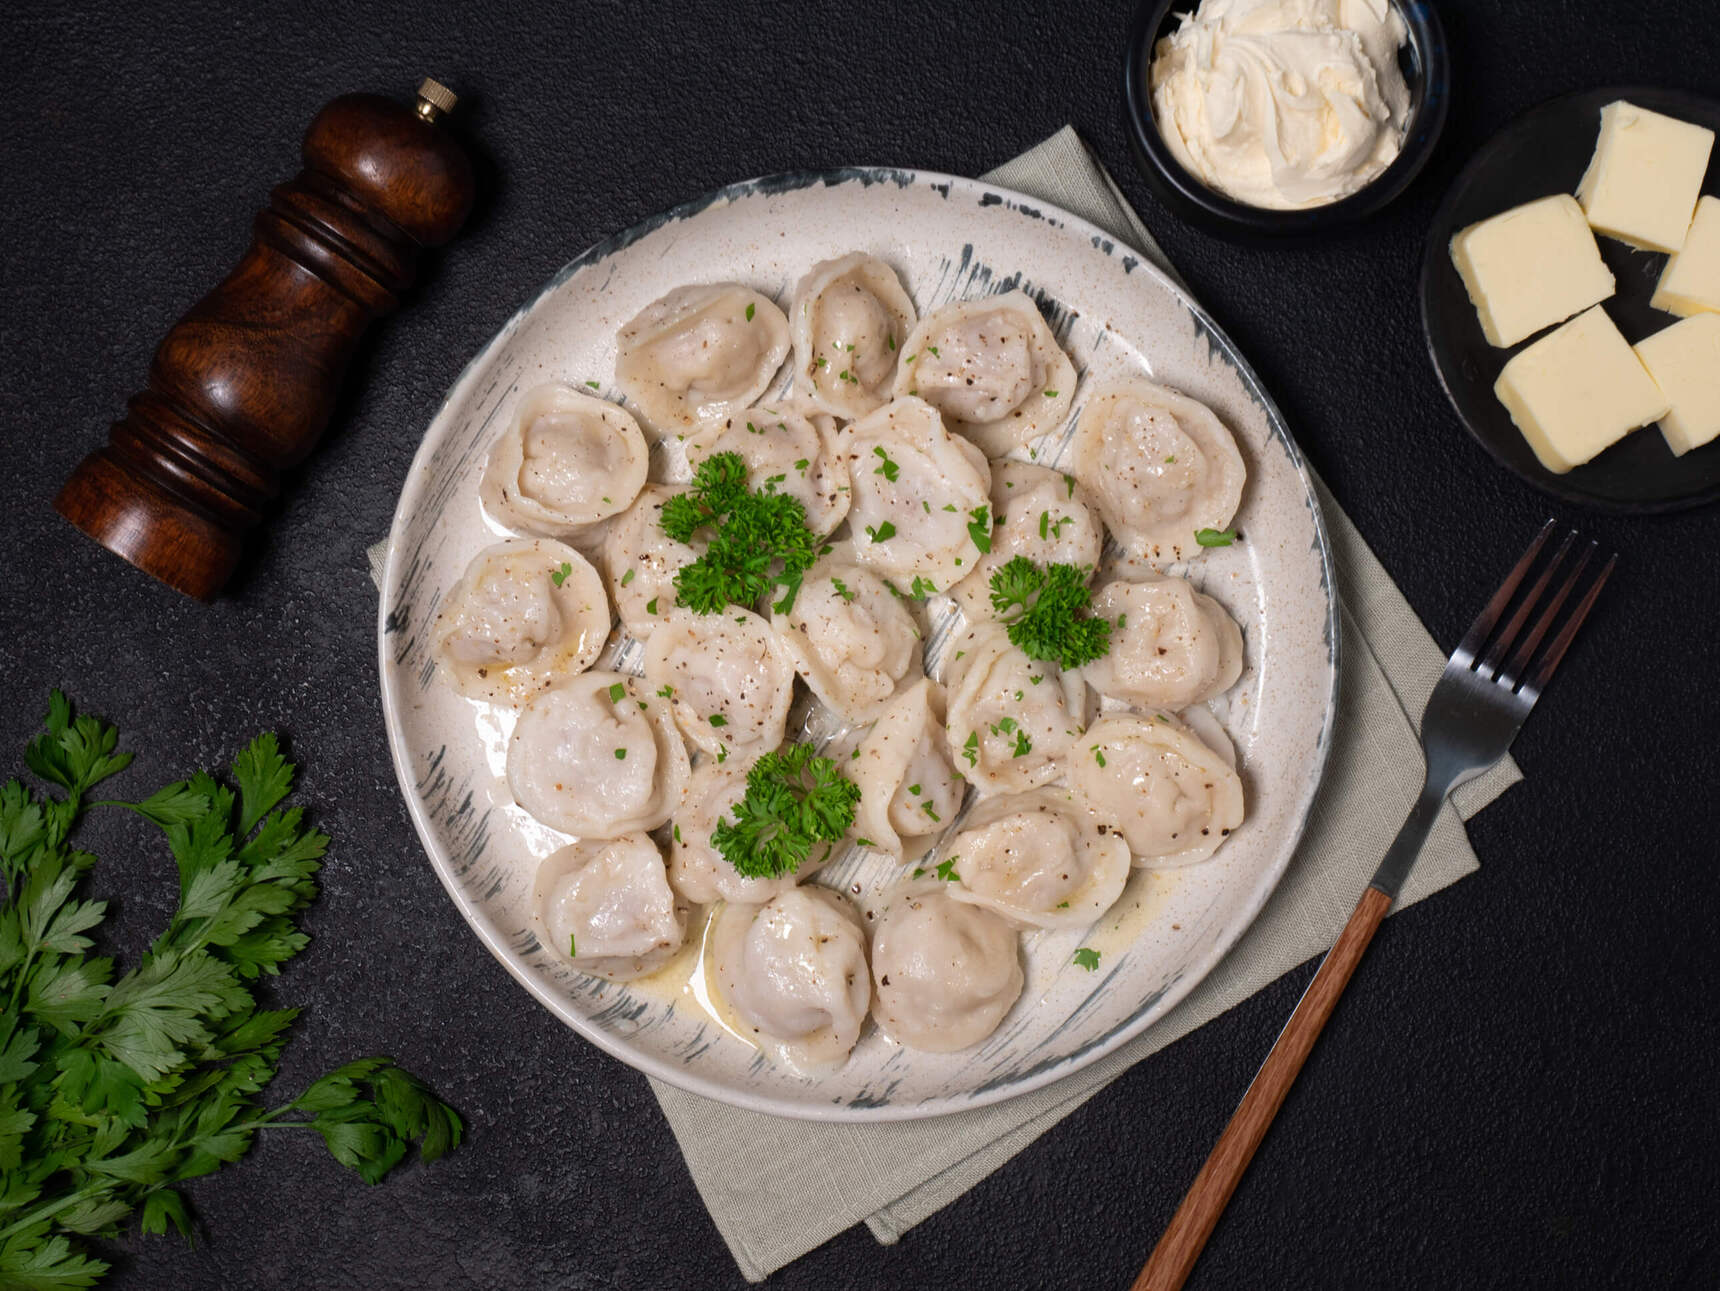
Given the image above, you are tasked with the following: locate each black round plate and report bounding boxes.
[1422,86,1720,512]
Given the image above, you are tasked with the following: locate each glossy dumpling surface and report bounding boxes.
[850,679,965,857]
[682,403,850,536]
[1069,712,1245,867]
[772,560,922,723]
[944,788,1131,929]
[601,484,705,642]
[667,762,817,906]
[943,623,1085,796]
[536,833,687,980]
[1069,377,1244,564]
[870,879,1022,1053]
[948,461,1104,620]
[1079,576,1244,708]
[790,253,917,419]
[643,608,795,760]
[615,283,790,437]
[507,671,690,837]
[479,383,648,539]
[892,290,1077,457]
[842,397,991,592]
[709,887,872,1074]
[432,539,609,703]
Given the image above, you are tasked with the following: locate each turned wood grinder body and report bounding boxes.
[55,79,476,600]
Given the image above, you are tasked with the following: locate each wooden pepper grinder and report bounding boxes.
[55,79,477,600]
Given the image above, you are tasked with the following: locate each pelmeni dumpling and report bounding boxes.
[507,671,690,838]
[850,679,965,857]
[682,403,850,535]
[601,484,704,641]
[949,461,1104,620]
[790,253,917,419]
[870,879,1022,1053]
[771,561,922,723]
[1069,377,1245,564]
[536,833,688,980]
[943,789,1131,929]
[432,540,609,703]
[843,397,991,593]
[479,383,648,540]
[667,762,819,906]
[709,887,871,1074]
[1069,713,1245,868]
[1079,576,1244,708]
[643,608,795,761]
[943,623,1085,796]
[892,290,1077,457]
[615,283,790,437]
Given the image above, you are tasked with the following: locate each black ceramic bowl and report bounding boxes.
[1122,0,1450,239]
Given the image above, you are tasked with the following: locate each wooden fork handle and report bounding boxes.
[1132,885,1393,1291]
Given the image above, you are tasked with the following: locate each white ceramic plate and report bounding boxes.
[379,170,1338,1121]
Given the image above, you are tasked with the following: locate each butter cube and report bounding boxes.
[1494,306,1669,473]
[1450,195,1616,347]
[1576,101,1715,251]
[1634,313,1720,456]
[1652,195,1720,317]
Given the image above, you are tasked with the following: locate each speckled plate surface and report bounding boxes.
[378,170,1339,1121]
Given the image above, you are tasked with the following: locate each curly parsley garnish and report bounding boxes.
[712,743,861,879]
[987,556,1113,669]
[661,452,819,614]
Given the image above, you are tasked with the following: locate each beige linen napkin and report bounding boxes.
[368,127,1521,1281]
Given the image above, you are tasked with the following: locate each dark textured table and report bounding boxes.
[5,1,1718,1287]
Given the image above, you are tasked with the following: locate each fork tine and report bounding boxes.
[1520,551,1616,696]
[1497,539,1591,686]
[1455,519,1556,662]
[1480,529,1577,678]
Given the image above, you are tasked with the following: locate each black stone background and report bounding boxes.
[4,1,1718,1287]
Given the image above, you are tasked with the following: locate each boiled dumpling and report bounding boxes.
[842,396,991,593]
[479,383,648,540]
[667,762,821,906]
[870,879,1023,1052]
[1069,712,1244,868]
[643,608,795,761]
[942,788,1131,929]
[535,833,687,980]
[892,290,1077,457]
[850,679,965,857]
[790,253,917,419]
[943,623,1085,796]
[682,403,850,536]
[1078,576,1244,708]
[615,283,790,437]
[1069,377,1244,564]
[432,539,609,703]
[601,484,705,641]
[771,560,922,723]
[948,461,1104,621]
[709,887,871,1074]
[507,671,690,837]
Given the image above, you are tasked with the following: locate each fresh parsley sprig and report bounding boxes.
[662,452,821,614]
[0,693,460,1287]
[987,556,1113,669]
[712,743,861,880]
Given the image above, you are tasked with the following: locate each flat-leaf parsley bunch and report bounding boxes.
[0,694,459,1287]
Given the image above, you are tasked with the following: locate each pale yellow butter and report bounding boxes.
[1652,195,1720,317]
[1576,100,1714,252]
[1494,306,1669,473]
[1450,195,1615,348]
[1634,313,1720,456]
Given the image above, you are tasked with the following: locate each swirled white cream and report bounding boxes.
[1150,0,1410,210]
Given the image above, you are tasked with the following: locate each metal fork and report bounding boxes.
[1133,521,1616,1291]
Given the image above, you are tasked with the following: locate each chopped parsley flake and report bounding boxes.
[873,446,901,482]
[968,505,992,553]
[866,521,897,543]
[1092,746,1107,767]
[614,748,627,760]
[708,714,728,727]
[745,302,756,322]
[1073,947,1101,971]
[550,561,572,587]
[935,857,960,881]
[1195,527,1237,547]
[831,577,856,602]
[607,683,626,703]
[620,568,636,586]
